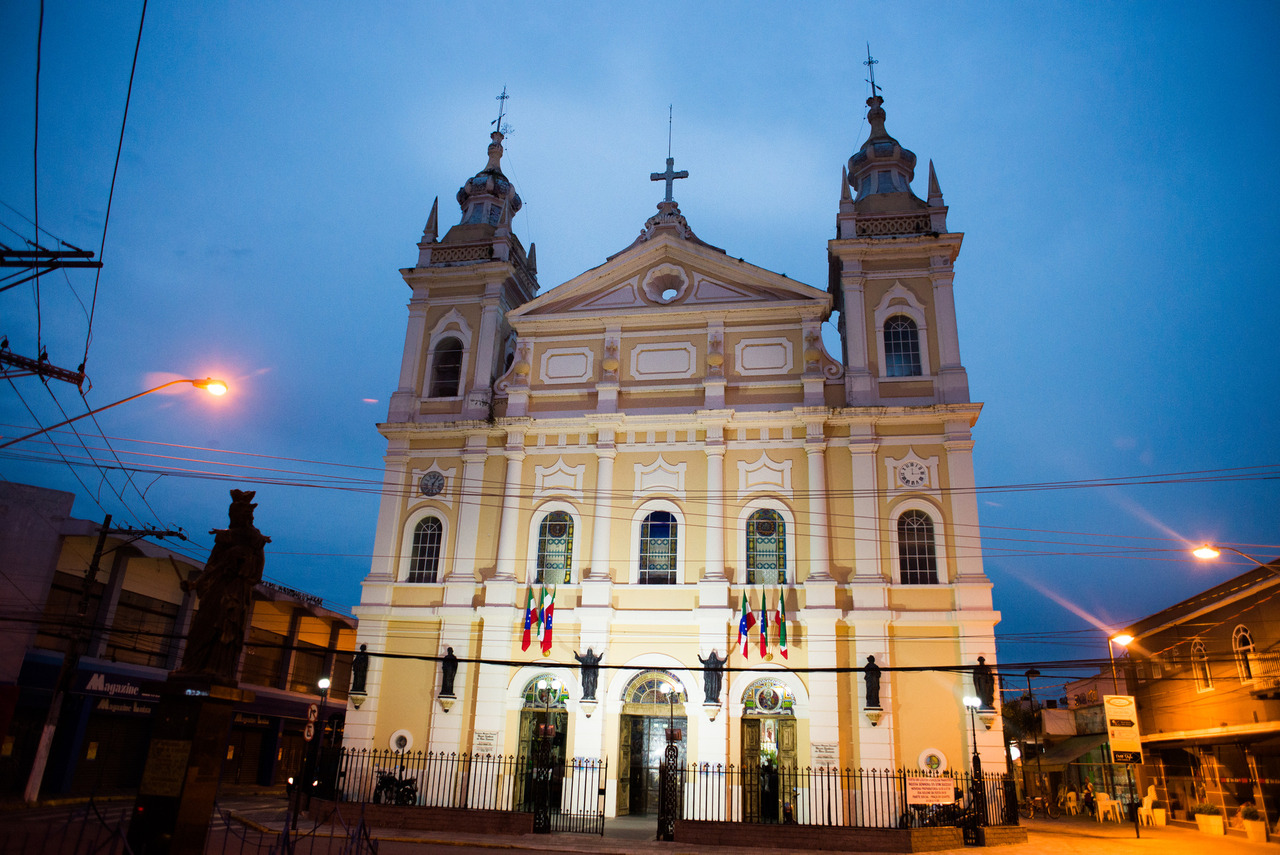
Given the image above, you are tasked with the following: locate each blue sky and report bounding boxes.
[3,2,1277,696]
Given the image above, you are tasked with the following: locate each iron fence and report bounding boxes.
[678,764,1015,830]
[332,748,528,811]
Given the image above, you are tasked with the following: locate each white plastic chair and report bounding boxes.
[1137,785,1156,825]
[1066,791,1078,815]
[1096,793,1121,822]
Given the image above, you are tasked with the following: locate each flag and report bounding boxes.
[542,588,558,655]
[521,584,536,651]
[737,592,756,657]
[775,588,788,659]
[759,586,770,658]
[536,584,549,646]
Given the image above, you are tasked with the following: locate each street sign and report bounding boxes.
[307,703,319,722]
[1104,695,1143,764]
[303,722,315,742]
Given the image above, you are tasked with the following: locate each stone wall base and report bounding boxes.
[977,825,1028,846]
[308,799,533,836]
[674,820,963,852]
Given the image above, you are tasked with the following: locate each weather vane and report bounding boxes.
[492,86,514,136]
[864,44,881,99]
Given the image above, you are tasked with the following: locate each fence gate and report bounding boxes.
[548,757,607,835]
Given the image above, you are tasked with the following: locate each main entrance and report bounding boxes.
[740,677,798,823]
[617,670,687,816]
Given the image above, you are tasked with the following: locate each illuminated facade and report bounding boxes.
[349,94,1003,816]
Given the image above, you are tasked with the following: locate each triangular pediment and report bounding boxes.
[511,232,828,323]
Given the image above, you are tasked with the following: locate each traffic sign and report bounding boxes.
[307,703,319,722]
[304,722,315,742]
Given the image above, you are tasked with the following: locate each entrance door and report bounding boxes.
[621,715,686,816]
[741,719,761,821]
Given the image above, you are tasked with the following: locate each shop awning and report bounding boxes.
[1036,733,1108,771]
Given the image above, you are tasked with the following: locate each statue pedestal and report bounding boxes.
[128,677,254,855]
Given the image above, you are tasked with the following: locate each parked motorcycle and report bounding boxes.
[373,768,418,806]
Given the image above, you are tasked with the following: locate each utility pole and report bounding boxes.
[22,516,186,804]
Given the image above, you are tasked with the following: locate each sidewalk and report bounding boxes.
[223,795,1280,855]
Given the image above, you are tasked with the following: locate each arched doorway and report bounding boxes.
[617,670,687,816]
[740,677,797,823]
[517,674,569,810]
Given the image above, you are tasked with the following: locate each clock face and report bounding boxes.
[898,461,927,489]
[420,472,446,497]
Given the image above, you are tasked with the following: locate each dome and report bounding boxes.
[456,132,522,225]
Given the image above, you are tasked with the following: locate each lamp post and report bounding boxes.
[964,696,983,775]
[0,377,228,449]
[658,683,682,841]
[1107,633,1133,695]
[1024,668,1042,801]
[1193,544,1280,577]
[533,677,560,833]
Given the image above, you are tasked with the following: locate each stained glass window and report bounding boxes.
[536,511,573,583]
[639,511,677,584]
[747,509,786,584]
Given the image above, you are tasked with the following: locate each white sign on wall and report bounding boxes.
[473,730,499,756]
[906,777,955,805]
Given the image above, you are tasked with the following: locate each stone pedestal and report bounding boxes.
[128,677,254,855]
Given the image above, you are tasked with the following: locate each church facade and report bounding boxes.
[348,93,1004,818]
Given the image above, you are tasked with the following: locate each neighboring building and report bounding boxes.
[0,481,356,797]
[349,92,1004,818]
[1116,560,1280,822]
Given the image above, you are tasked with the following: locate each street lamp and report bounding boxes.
[1107,634,1133,694]
[537,677,561,737]
[0,377,229,449]
[964,696,983,775]
[1024,668,1042,800]
[1193,544,1280,578]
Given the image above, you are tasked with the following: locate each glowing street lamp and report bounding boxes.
[1193,544,1280,579]
[1108,633,1133,693]
[0,377,229,449]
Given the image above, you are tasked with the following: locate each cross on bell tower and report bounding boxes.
[651,157,688,204]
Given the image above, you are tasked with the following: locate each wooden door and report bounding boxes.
[741,718,761,822]
[778,718,797,818]
[617,715,631,816]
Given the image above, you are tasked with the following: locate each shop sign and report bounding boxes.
[93,697,154,716]
[76,670,160,702]
[1104,695,1143,764]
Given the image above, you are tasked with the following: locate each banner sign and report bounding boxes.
[1104,695,1143,764]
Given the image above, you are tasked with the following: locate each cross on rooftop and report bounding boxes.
[864,45,881,98]
[650,157,688,204]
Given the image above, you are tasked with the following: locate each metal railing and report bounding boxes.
[677,764,1014,829]
[333,748,529,811]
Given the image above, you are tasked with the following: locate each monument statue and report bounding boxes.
[574,648,602,700]
[176,489,270,682]
[863,655,882,709]
[351,643,369,694]
[697,650,726,704]
[973,656,996,709]
[440,647,458,696]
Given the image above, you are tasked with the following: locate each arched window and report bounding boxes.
[536,511,574,584]
[898,510,939,584]
[1234,626,1255,682]
[884,315,922,377]
[429,337,464,397]
[639,511,677,585]
[747,509,786,584]
[1192,640,1213,691]
[407,517,443,582]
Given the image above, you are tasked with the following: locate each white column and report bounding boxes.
[342,620,387,753]
[588,430,616,580]
[471,289,502,392]
[368,451,407,580]
[804,420,831,581]
[704,430,726,580]
[493,435,526,582]
[855,622,895,769]
[449,440,488,582]
[389,297,429,421]
[849,428,882,581]
[943,421,984,583]
[839,261,874,404]
[930,256,970,404]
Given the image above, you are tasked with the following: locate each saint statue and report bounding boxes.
[351,644,369,694]
[973,656,996,709]
[863,655,882,709]
[440,647,458,696]
[574,648,603,700]
[698,650,726,704]
[175,489,270,683]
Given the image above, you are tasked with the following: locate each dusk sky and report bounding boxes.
[3,2,1277,701]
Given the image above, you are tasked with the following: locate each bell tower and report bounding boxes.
[387,129,538,423]
[828,93,969,407]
